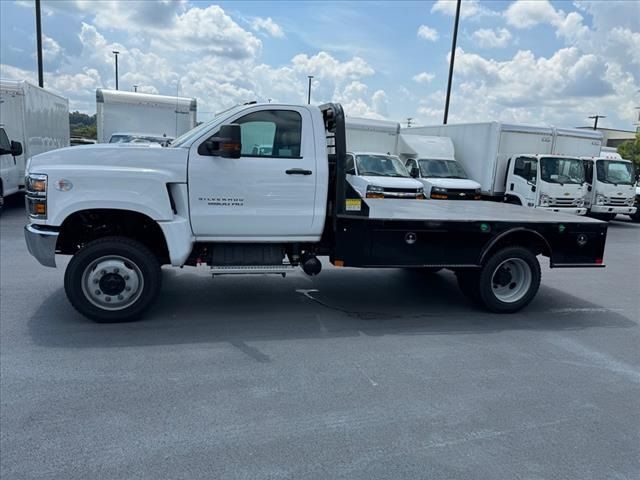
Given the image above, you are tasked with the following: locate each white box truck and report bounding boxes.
[96,89,197,143]
[409,123,603,215]
[0,79,69,208]
[582,149,637,221]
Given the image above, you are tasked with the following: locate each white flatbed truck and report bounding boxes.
[24,103,608,322]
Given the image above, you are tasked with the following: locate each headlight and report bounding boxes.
[627,197,635,206]
[366,185,385,198]
[539,194,550,207]
[576,198,585,207]
[432,187,447,194]
[595,194,606,205]
[416,188,425,200]
[25,173,48,219]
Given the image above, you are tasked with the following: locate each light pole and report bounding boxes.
[307,75,314,105]
[588,115,606,130]
[112,50,120,90]
[133,85,138,92]
[443,0,461,124]
[35,0,44,87]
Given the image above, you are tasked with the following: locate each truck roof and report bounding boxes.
[0,78,69,102]
[96,88,197,111]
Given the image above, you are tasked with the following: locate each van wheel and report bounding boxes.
[64,237,161,323]
[478,247,541,313]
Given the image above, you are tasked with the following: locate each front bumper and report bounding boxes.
[590,205,636,215]
[539,207,587,215]
[24,224,59,267]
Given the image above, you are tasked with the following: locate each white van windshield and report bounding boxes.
[596,160,635,185]
[418,159,469,179]
[540,157,584,184]
[356,154,410,178]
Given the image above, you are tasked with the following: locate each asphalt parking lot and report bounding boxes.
[1,193,639,480]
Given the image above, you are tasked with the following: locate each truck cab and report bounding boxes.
[582,153,637,221]
[346,151,425,199]
[0,126,23,207]
[505,154,587,214]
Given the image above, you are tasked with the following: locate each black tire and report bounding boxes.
[629,211,640,223]
[64,236,161,323]
[505,196,522,206]
[456,269,481,303]
[478,247,541,313]
[590,213,616,222]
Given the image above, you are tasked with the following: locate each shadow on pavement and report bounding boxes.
[28,266,637,349]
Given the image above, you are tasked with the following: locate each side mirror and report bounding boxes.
[346,167,356,175]
[587,185,593,192]
[10,141,23,157]
[410,167,419,178]
[198,124,242,158]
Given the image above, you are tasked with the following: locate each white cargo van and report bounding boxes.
[346,151,425,199]
[409,123,602,215]
[582,150,637,221]
[96,89,197,143]
[399,133,481,199]
[0,80,69,207]
[345,118,473,199]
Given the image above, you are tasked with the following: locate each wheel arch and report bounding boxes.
[479,228,552,265]
[56,208,171,264]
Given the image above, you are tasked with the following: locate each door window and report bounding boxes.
[0,128,10,152]
[346,154,355,174]
[235,110,302,158]
[514,156,537,184]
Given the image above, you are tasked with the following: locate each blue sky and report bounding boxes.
[1,0,638,129]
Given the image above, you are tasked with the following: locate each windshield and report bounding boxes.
[355,154,410,177]
[418,159,469,179]
[171,105,246,147]
[596,160,635,185]
[110,135,170,145]
[540,157,584,184]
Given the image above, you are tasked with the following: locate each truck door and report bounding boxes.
[188,107,318,239]
[583,159,594,207]
[0,128,19,196]
[509,156,538,207]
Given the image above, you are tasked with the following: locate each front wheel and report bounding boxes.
[478,247,541,313]
[64,237,162,323]
[629,210,640,223]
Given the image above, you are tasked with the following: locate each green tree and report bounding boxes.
[69,111,97,139]
[617,132,640,171]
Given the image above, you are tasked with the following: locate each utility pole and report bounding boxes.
[133,85,138,92]
[307,75,314,105]
[406,117,413,128]
[443,0,461,124]
[112,50,120,90]
[35,0,44,87]
[588,115,606,130]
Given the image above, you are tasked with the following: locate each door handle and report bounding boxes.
[286,168,312,175]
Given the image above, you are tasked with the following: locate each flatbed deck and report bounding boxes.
[363,199,604,224]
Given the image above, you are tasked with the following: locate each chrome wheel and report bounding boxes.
[491,258,532,304]
[81,255,144,311]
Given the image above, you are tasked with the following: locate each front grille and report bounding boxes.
[608,197,629,206]
[549,198,576,206]
[445,189,477,200]
[383,187,422,193]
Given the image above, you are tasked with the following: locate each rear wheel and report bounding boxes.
[64,237,161,323]
[477,247,541,313]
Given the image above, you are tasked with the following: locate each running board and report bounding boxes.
[210,264,297,277]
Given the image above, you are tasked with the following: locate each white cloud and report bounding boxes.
[431,0,499,19]
[417,25,439,41]
[504,0,562,29]
[472,28,512,48]
[413,72,435,83]
[251,17,284,38]
[291,51,374,81]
